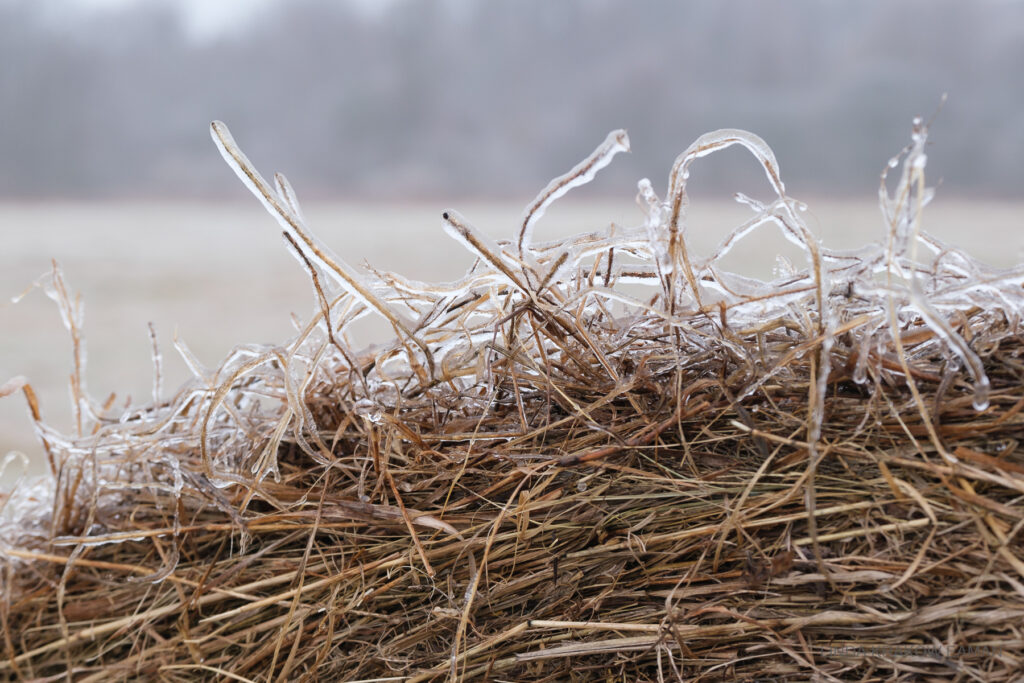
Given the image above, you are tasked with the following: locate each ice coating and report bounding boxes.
[660,129,802,313]
[273,171,306,224]
[1,118,1012,572]
[667,129,786,236]
[517,129,629,260]
[210,122,431,377]
[441,210,529,294]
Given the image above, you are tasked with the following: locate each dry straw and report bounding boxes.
[2,117,1024,681]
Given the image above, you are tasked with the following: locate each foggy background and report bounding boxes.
[2,0,1023,477]
[2,0,1023,200]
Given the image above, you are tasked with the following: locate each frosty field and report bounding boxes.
[2,198,1021,481]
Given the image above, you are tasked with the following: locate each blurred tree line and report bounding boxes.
[0,0,1021,200]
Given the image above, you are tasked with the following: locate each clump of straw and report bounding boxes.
[2,117,1023,681]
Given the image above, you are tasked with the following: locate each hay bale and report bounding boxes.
[2,119,1023,681]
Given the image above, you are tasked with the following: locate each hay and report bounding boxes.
[2,117,1024,681]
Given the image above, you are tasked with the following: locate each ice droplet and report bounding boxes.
[353,398,383,424]
[852,363,868,385]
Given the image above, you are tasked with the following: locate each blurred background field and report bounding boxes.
[2,0,1023,481]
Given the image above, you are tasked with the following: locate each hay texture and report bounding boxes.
[2,119,1024,681]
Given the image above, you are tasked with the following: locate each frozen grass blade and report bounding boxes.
[517,129,629,260]
[210,121,435,379]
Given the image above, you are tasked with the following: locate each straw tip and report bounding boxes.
[611,129,630,153]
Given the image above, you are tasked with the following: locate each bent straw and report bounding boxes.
[210,121,435,379]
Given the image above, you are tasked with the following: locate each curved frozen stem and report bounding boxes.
[517,129,630,261]
[665,129,789,309]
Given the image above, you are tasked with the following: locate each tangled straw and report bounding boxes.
[2,119,1023,681]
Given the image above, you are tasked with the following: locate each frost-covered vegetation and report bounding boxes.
[2,119,1023,680]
